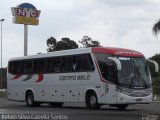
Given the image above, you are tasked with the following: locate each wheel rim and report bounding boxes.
[28,95,33,105]
[90,96,96,106]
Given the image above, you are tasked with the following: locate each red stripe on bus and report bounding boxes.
[11,74,22,80]
[35,73,44,82]
[92,47,144,57]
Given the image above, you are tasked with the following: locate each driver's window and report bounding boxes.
[106,62,115,82]
[94,53,116,83]
[98,61,116,83]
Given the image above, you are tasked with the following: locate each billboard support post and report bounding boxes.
[24,25,28,56]
[11,3,41,56]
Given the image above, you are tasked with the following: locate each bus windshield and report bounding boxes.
[95,53,151,89]
[117,57,151,89]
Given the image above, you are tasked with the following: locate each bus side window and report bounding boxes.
[9,61,19,74]
[60,57,65,72]
[19,61,25,74]
[8,62,13,74]
[72,56,77,71]
[25,61,33,74]
[88,54,95,71]
[52,58,58,73]
[8,62,12,74]
[54,57,61,73]
[62,55,77,72]
[38,60,45,73]
[77,54,95,72]
[33,59,45,74]
[45,59,52,73]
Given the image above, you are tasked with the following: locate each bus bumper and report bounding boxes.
[116,92,152,104]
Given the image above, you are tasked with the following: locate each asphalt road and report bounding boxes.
[0,98,159,120]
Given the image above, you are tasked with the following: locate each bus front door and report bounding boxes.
[105,83,117,104]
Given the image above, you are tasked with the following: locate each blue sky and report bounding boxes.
[1,0,160,67]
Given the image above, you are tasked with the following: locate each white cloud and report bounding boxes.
[1,0,160,67]
[3,32,23,66]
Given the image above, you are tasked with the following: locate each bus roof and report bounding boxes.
[9,47,144,61]
[9,48,92,61]
[92,47,144,57]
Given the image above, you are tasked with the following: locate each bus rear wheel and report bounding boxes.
[86,91,100,109]
[26,91,40,107]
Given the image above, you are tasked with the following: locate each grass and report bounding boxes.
[0,91,6,98]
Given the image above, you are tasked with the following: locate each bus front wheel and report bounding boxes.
[86,91,100,109]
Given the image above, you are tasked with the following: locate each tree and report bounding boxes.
[79,36,101,48]
[149,53,160,77]
[149,53,160,96]
[56,38,78,51]
[46,37,78,52]
[152,76,160,95]
[150,53,160,64]
[153,19,160,37]
[46,37,57,52]
[0,68,7,89]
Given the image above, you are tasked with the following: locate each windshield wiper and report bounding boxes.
[134,66,148,88]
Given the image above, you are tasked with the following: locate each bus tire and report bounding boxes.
[86,91,100,109]
[117,104,128,110]
[26,91,40,107]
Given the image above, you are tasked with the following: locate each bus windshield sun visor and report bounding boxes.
[108,57,121,71]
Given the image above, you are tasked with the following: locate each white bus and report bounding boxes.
[7,47,159,109]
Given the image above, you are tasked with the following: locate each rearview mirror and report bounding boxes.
[108,57,121,71]
[147,60,159,72]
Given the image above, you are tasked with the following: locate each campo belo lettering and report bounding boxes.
[77,75,90,80]
[59,75,90,80]
[59,76,76,81]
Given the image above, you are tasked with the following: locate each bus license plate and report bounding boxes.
[136,98,142,102]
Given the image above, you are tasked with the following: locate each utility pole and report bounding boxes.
[0,19,4,91]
